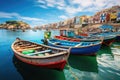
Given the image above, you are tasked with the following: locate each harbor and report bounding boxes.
[0,30,120,80]
[0,0,120,80]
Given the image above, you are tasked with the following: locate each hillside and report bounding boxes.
[0,20,31,30]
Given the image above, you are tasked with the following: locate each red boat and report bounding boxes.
[78,32,89,37]
[54,36,81,42]
[102,35,116,46]
[54,35,101,42]
[57,29,101,42]
[54,35,116,46]
[11,38,70,70]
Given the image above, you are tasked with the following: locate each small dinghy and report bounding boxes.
[11,38,70,70]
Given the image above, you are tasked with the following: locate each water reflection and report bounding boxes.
[13,56,66,80]
[1,29,120,80]
[67,55,98,73]
[111,43,120,56]
[96,44,120,80]
[111,44,120,69]
[97,45,114,68]
[97,46,113,56]
[63,55,99,80]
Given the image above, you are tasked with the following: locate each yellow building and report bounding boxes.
[79,15,90,24]
[110,13,117,20]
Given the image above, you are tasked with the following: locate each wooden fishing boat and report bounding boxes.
[54,35,101,42]
[47,38,103,55]
[11,38,70,70]
[94,33,116,46]
[56,28,101,42]
[54,35,80,42]
[102,35,116,46]
[61,30,116,46]
[111,31,120,41]
[116,35,120,41]
[112,32,120,41]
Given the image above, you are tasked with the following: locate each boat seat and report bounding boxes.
[45,53,51,56]
[17,46,42,52]
[25,43,33,46]
[20,45,38,49]
[26,50,52,56]
[14,46,20,49]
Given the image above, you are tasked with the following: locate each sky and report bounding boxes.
[0,0,120,27]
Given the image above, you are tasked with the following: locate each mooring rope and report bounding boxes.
[66,61,79,80]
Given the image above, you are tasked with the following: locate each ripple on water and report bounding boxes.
[0,30,120,80]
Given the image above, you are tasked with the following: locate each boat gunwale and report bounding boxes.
[103,35,116,40]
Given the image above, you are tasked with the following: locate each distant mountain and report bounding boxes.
[0,20,31,30]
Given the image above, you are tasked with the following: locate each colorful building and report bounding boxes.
[117,12,120,21]
[106,12,110,22]
[79,15,89,24]
[110,12,117,22]
[88,16,94,24]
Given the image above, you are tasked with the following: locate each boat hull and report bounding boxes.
[102,37,115,46]
[70,44,101,55]
[14,53,67,70]
[115,35,120,41]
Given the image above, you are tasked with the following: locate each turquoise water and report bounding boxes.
[0,29,120,80]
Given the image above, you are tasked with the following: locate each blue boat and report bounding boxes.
[99,24,113,31]
[47,39,103,55]
[117,12,120,22]
[110,31,120,41]
[91,32,116,46]
[116,35,120,41]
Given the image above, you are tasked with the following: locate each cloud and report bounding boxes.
[70,0,93,7]
[36,0,66,8]
[37,0,46,4]
[0,12,46,27]
[0,12,19,18]
[36,0,120,16]
[69,0,120,12]
[0,12,43,21]
[37,5,48,8]
[20,16,44,21]
[59,15,68,19]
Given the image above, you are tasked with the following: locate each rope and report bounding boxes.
[66,61,79,80]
